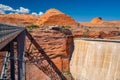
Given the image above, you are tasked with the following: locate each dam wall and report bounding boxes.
[70,39,120,80]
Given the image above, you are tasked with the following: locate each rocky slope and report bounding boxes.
[0,14,39,26]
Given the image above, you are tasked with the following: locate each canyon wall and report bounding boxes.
[25,29,73,79]
[70,39,120,80]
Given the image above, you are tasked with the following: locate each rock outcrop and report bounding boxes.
[80,17,120,27]
[36,8,78,27]
[90,17,103,24]
[71,26,120,39]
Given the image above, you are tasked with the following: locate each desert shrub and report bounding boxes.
[83,29,89,38]
[26,24,39,30]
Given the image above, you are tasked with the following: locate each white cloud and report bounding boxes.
[15,7,29,14]
[0,10,5,14]
[9,12,14,14]
[31,11,44,16]
[0,4,43,15]
[0,4,29,14]
[38,12,44,16]
[31,12,38,16]
[0,4,14,11]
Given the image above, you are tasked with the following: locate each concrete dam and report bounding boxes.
[70,38,120,80]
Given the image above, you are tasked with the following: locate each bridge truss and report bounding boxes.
[0,23,66,80]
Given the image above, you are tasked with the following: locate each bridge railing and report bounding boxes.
[0,24,24,41]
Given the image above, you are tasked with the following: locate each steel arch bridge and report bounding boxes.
[0,23,66,80]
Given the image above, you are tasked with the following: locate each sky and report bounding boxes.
[0,0,120,22]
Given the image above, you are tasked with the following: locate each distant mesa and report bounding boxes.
[90,17,103,24]
[36,8,78,27]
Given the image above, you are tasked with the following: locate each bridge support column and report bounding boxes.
[9,41,15,80]
[17,31,26,80]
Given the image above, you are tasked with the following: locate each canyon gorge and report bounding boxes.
[0,8,120,80]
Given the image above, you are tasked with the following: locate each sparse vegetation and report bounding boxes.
[26,24,39,30]
[60,26,71,29]
[62,71,74,80]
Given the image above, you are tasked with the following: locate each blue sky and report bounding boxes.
[0,0,120,22]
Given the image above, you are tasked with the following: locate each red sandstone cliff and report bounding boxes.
[25,28,73,79]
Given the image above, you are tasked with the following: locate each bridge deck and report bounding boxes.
[0,23,25,50]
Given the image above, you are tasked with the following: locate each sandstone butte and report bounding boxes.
[80,17,120,27]
[90,17,103,24]
[36,8,78,27]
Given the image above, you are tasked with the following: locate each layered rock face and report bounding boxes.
[26,29,72,80]
[25,29,73,79]
[29,29,72,71]
[36,8,78,27]
[72,27,120,39]
[70,39,120,80]
[0,14,39,26]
